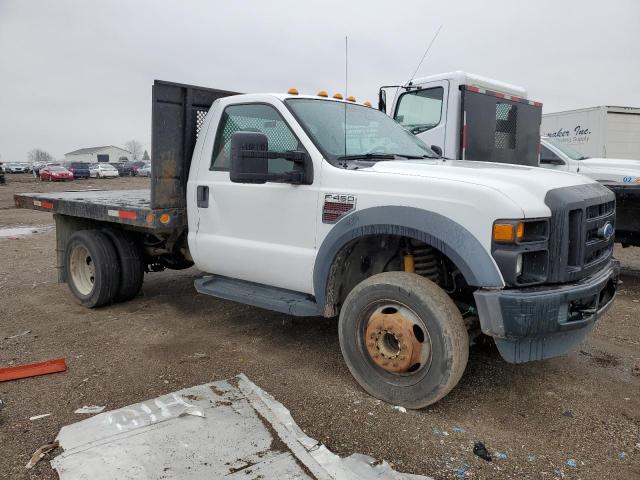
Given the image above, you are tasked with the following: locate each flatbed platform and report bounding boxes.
[14,189,186,232]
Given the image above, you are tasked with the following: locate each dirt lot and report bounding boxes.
[1,174,638,479]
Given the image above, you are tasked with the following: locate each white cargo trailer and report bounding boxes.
[541,106,640,160]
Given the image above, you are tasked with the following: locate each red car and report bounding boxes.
[40,166,74,182]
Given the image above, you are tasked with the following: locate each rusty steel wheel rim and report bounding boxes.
[364,303,432,376]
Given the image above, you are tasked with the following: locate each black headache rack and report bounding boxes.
[151,80,239,209]
[14,80,239,231]
[460,85,542,166]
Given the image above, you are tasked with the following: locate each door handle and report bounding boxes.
[197,185,209,208]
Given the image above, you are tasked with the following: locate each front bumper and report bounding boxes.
[474,259,619,363]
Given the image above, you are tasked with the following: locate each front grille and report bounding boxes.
[545,184,616,283]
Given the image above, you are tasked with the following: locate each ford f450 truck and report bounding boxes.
[15,80,619,408]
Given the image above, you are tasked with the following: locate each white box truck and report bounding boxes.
[541,106,640,160]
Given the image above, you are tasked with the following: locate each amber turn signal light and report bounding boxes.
[493,222,524,243]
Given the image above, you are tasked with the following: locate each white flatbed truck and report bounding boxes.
[16,80,620,408]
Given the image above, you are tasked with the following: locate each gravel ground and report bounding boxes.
[0,174,639,480]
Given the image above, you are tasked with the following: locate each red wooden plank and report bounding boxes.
[0,358,67,382]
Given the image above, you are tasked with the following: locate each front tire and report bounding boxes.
[338,272,469,409]
[65,230,121,308]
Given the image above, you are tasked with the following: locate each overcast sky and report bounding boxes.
[1,0,638,162]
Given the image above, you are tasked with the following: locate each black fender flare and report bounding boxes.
[312,206,504,311]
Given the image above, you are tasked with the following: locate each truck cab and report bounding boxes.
[16,81,620,409]
[380,71,542,165]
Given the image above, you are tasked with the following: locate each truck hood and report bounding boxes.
[578,157,640,183]
[363,159,596,218]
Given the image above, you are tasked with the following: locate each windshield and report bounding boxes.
[49,166,66,172]
[286,98,438,162]
[544,137,589,160]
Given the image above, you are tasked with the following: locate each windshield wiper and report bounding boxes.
[337,153,396,161]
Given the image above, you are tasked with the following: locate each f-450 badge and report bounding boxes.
[322,193,356,224]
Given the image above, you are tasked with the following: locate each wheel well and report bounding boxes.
[323,234,472,317]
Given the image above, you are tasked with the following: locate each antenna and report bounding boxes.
[344,35,348,162]
[405,24,443,86]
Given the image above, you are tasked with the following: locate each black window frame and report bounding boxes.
[540,145,564,164]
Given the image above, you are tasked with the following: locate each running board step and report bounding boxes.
[194,275,322,317]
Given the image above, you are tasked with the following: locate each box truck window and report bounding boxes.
[394,87,444,134]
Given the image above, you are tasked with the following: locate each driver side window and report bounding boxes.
[394,87,444,132]
[211,103,304,173]
[540,145,563,164]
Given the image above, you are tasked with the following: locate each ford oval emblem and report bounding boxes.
[599,222,614,240]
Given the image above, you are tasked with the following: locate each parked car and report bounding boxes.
[89,163,119,178]
[137,164,151,177]
[5,162,29,173]
[33,162,60,175]
[128,161,147,175]
[39,165,74,182]
[63,161,91,179]
[113,162,135,176]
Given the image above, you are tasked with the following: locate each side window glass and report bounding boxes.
[540,145,562,162]
[211,104,304,172]
[394,87,444,133]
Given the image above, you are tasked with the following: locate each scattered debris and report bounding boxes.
[451,426,465,433]
[566,459,577,468]
[4,330,31,340]
[0,358,67,382]
[29,413,51,421]
[0,399,4,411]
[392,406,407,413]
[0,224,54,239]
[554,469,566,478]
[473,442,492,462]
[527,455,536,462]
[25,441,59,469]
[51,374,433,479]
[495,452,508,460]
[454,465,468,478]
[619,452,626,460]
[562,410,574,418]
[74,406,105,414]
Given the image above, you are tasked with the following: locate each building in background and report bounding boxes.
[64,146,132,164]
[541,106,640,159]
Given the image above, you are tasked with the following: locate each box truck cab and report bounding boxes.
[379,71,543,166]
[16,81,619,409]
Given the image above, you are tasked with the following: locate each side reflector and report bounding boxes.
[516,222,525,241]
[159,213,171,224]
[108,209,137,220]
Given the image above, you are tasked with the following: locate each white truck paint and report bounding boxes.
[17,82,620,408]
[542,106,640,160]
[540,136,640,184]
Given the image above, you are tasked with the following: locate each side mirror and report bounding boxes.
[230,131,269,184]
[430,145,443,157]
[378,89,387,113]
[230,131,313,185]
[540,157,564,166]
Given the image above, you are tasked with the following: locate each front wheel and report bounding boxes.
[338,272,469,409]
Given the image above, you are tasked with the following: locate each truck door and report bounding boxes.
[192,102,318,294]
[393,81,449,155]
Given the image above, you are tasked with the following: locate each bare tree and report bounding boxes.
[142,149,150,161]
[124,140,143,160]
[28,149,54,164]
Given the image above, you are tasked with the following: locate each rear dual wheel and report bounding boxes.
[338,272,469,409]
[65,229,144,308]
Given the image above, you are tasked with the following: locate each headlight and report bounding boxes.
[491,219,550,287]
